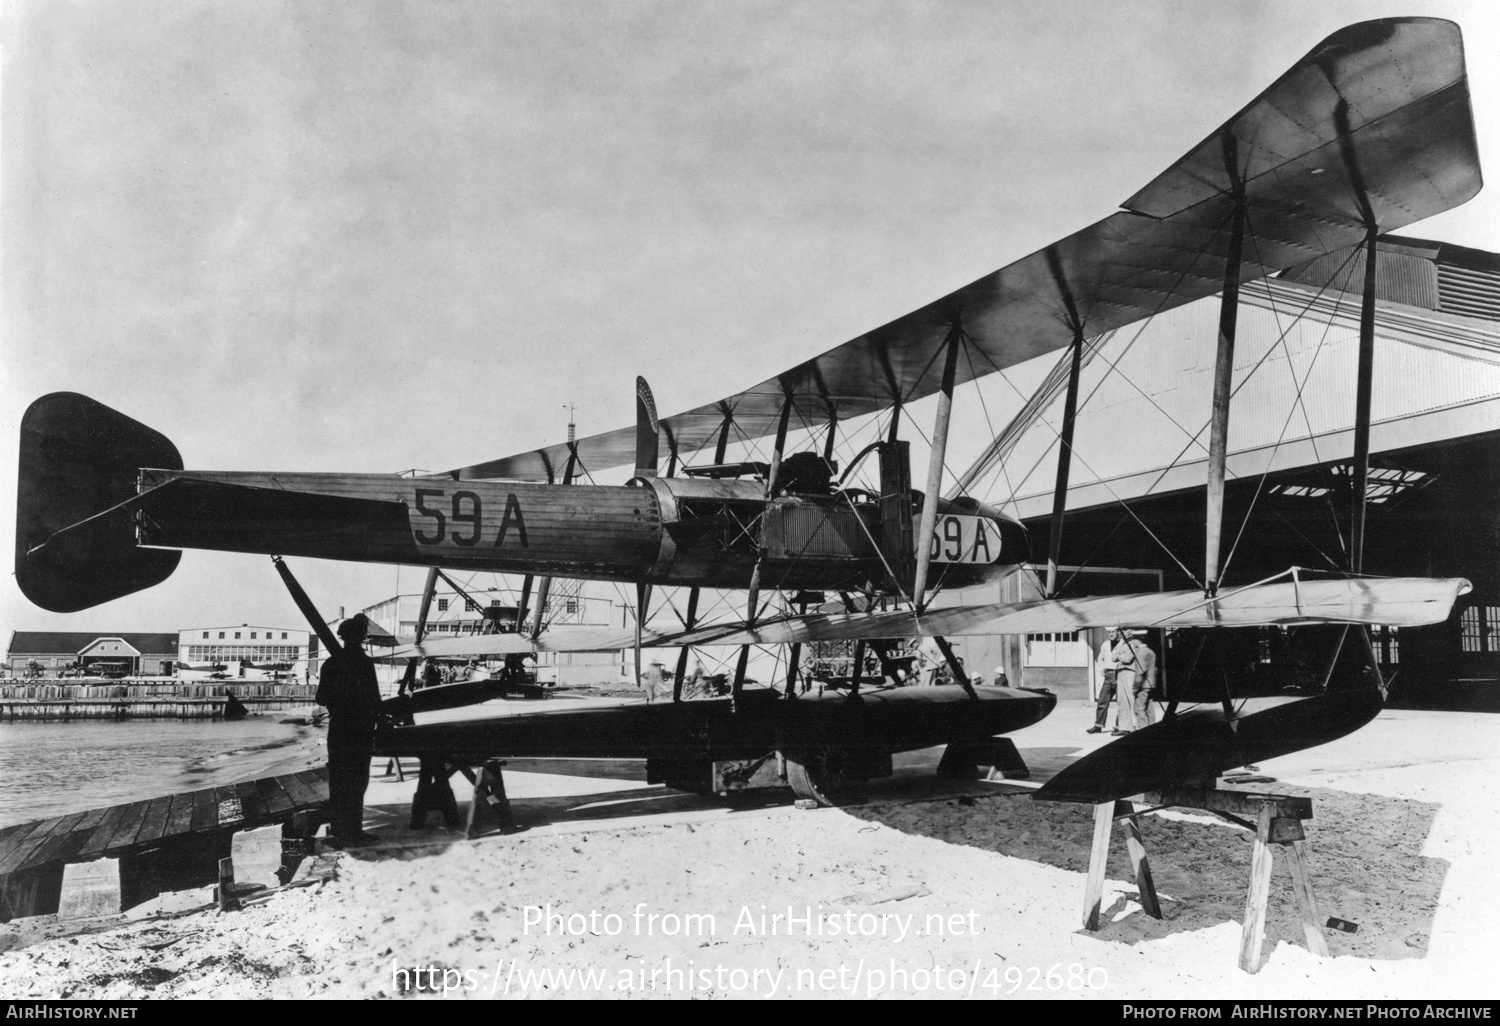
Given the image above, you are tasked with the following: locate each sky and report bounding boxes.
[3,0,1498,638]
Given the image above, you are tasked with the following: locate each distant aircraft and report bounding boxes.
[13,19,1481,804]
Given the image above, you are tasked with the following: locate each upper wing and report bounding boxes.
[448,18,1480,484]
[397,576,1471,658]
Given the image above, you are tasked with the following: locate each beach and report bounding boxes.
[1,701,1497,1000]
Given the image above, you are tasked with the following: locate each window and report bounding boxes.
[234,632,241,640]
[438,599,449,612]
[219,632,225,639]
[281,633,287,640]
[202,632,208,639]
[566,599,579,615]
[1489,607,1500,654]
[1462,608,1482,653]
[251,632,257,640]
[465,599,480,613]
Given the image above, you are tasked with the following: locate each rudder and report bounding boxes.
[16,392,182,612]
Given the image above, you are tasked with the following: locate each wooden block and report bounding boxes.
[1,864,66,921]
[216,857,239,912]
[1082,801,1115,931]
[56,859,122,919]
[1119,805,1162,920]
[1238,804,1277,974]
[984,738,1030,780]
[1284,841,1330,958]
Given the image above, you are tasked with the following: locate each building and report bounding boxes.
[360,579,627,687]
[961,234,1500,709]
[177,625,313,679]
[5,632,179,677]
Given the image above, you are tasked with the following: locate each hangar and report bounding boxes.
[948,235,1500,710]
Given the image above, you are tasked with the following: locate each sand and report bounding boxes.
[1,702,1497,1000]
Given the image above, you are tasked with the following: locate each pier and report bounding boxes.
[0,768,329,922]
[0,679,317,721]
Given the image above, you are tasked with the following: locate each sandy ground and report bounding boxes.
[1,700,1498,1000]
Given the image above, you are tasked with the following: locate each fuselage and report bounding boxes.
[135,468,1029,593]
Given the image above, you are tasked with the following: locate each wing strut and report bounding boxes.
[671,588,700,702]
[912,327,963,612]
[1205,139,1247,599]
[1350,227,1386,692]
[1044,244,1087,598]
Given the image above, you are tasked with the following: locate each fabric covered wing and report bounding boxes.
[447,18,1480,484]
[399,576,1470,657]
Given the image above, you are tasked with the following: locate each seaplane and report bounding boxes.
[13,18,1480,806]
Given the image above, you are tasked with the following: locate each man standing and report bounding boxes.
[1124,630,1159,730]
[317,613,383,847]
[1088,628,1127,734]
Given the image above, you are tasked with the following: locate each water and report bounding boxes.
[0,716,322,828]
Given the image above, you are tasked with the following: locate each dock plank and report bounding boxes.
[213,784,244,830]
[100,800,152,855]
[0,820,52,867]
[15,812,90,872]
[189,788,217,834]
[277,773,321,808]
[293,769,330,802]
[0,818,68,876]
[134,795,175,846]
[75,804,132,860]
[257,777,295,816]
[164,792,195,838]
[233,780,269,827]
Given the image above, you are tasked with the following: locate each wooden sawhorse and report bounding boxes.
[1081,788,1329,973]
[410,759,517,839]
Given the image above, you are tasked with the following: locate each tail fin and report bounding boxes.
[16,393,182,612]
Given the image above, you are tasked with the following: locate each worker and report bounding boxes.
[316,614,383,848]
[1123,630,1159,730]
[1088,627,1129,734]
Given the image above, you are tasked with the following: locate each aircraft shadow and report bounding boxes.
[845,781,1448,963]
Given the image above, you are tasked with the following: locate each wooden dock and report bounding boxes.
[0,768,328,921]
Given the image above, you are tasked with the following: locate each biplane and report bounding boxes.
[176,660,229,674]
[14,18,1481,805]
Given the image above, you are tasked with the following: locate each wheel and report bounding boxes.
[783,744,863,806]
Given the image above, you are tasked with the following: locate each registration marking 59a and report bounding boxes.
[920,513,1003,564]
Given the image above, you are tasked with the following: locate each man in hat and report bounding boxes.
[317,613,383,847]
[1123,629,1159,730]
